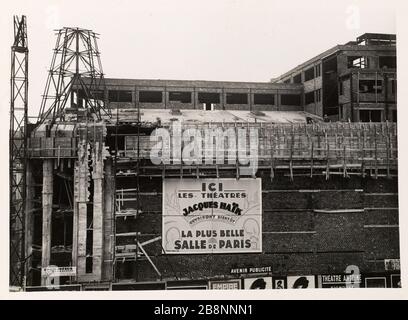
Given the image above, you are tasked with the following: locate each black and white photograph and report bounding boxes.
[1,0,407,301]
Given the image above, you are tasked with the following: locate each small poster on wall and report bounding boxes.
[272,277,287,289]
[287,276,316,289]
[391,274,401,288]
[243,277,272,289]
[365,277,387,288]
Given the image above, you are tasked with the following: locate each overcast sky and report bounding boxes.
[0,0,397,117]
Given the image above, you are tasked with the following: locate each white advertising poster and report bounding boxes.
[162,178,262,254]
[243,277,272,289]
[287,276,316,289]
[41,266,77,277]
[209,279,241,290]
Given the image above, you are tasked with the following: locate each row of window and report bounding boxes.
[107,90,302,106]
[358,110,397,122]
[284,55,396,84]
[285,64,322,84]
[339,79,397,95]
[347,55,396,69]
[359,110,382,122]
[338,107,396,122]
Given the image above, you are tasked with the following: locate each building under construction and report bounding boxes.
[10,16,400,291]
[272,33,397,122]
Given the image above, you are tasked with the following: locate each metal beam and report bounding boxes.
[10,15,28,289]
[37,27,111,126]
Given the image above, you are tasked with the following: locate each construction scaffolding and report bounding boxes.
[37,27,111,126]
[10,15,28,289]
[118,120,398,179]
[112,103,163,282]
[19,25,114,287]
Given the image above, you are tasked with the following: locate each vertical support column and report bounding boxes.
[75,139,90,279]
[384,73,389,121]
[164,86,167,109]
[102,159,114,281]
[375,71,378,105]
[41,159,53,285]
[221,88,225,110]
[72,160,78,272]
[193,87,196,110]
[249,88,252,111]
[24,161,34,286]
[92,141,104,280]
[313,63,317,115]
[77,201,87,277]
[135,86,139,114]
[357,72,360,109]
[350,74,354,122]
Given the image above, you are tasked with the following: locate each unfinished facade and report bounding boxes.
[272,33,397,123]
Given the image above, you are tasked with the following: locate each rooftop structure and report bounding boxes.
[272,33,397,122]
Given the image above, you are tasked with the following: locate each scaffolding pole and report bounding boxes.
[10,15,28,289]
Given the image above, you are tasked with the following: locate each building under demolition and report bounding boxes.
[9,17,400,291]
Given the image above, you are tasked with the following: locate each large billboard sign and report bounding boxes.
[162,178,262,254]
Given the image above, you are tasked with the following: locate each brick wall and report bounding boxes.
[114,173,399,281]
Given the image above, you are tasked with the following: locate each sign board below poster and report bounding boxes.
[209,279,241,290]
[166,279,208,290]
[163,178,262,254]
[243,277,272,289]
[25,284,81,291]
[167,286,208,290]
[287,276,316,289]
[112,282,166,291]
